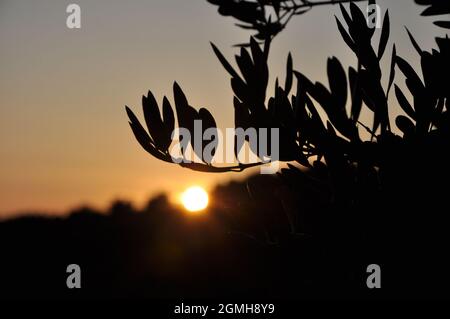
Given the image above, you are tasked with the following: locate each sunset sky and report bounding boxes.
[0,0,445,217]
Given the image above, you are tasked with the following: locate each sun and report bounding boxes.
[181,186,209,212]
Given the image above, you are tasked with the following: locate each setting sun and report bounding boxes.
[181,186,209,212]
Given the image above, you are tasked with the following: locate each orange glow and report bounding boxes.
[181,186,209,212]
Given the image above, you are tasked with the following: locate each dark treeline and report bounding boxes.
[1,168,449,299]
[0,174,319,299]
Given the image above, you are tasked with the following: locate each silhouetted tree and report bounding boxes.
[125,0,450,297]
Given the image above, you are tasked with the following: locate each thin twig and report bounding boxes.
[280,0,367,11]
[179,161,265,173]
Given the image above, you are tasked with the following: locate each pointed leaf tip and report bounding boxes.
[377,10,390,59]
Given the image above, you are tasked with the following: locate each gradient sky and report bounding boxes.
[0,0,446,217]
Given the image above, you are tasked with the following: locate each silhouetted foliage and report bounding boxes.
[124,0,450,298]
[415,0,450,29]
[206,0,368,45]
[126,1,448,174]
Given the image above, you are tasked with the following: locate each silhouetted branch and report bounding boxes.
[126,0,449,179]
[280,0,366,10]
[415,0,450,29]
[208,0,369,44]
[180,161,265,173]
